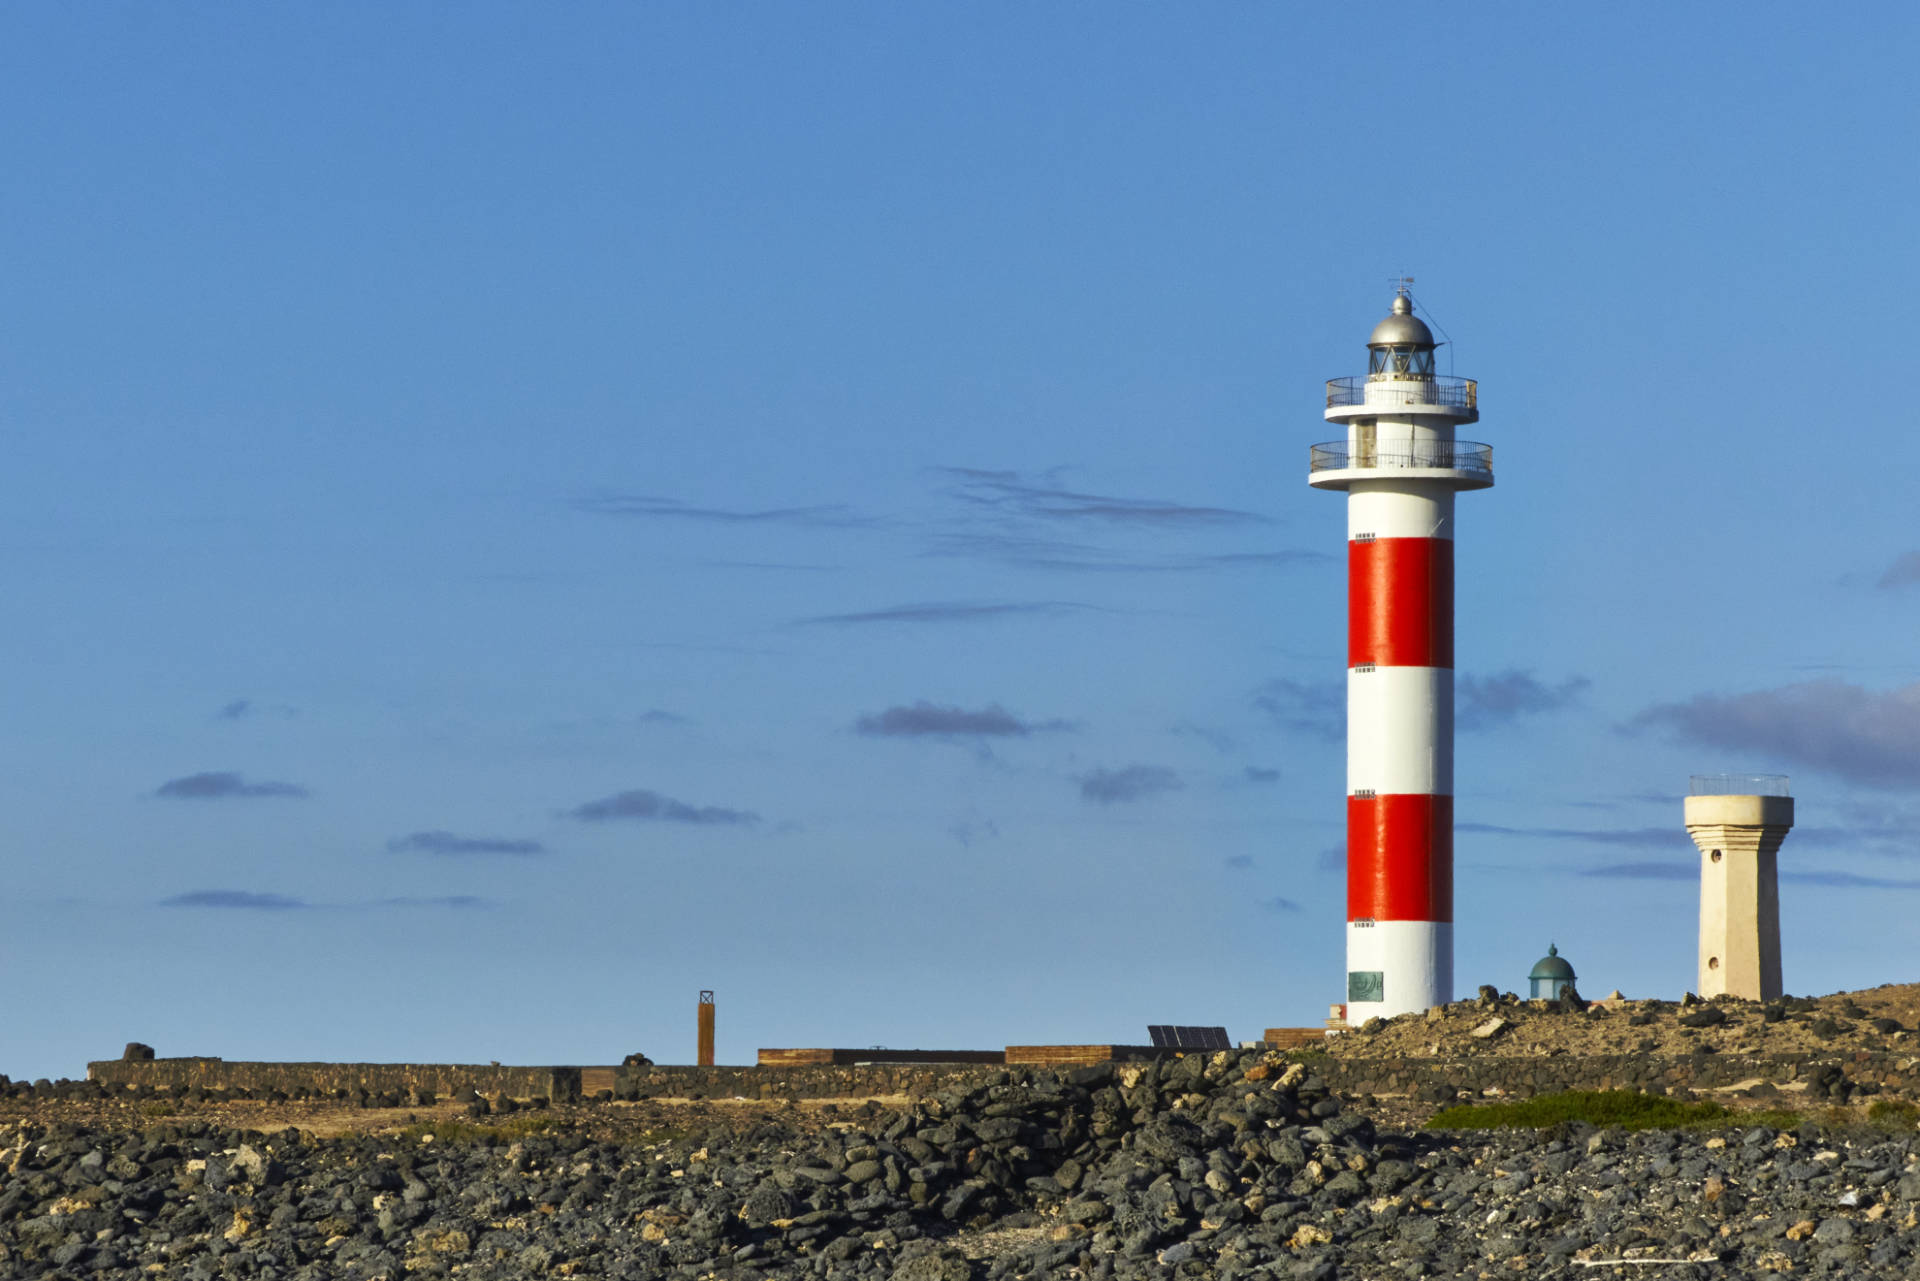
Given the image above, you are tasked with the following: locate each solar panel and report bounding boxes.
[1146,1025,1231,1050]
[1147,1025,1174,1048]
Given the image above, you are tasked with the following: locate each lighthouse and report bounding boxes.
[1309,287,1493,1023]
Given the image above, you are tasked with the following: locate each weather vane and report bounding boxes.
[1389,273,1415,298]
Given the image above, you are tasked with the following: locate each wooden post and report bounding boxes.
[697,990,715,1066]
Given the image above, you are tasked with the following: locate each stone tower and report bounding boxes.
[1685,775,1793,1001]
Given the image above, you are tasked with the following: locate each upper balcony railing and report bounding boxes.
[1327,375,1477,413]
[1309,440,1493,478]
[1690,774,1791,797]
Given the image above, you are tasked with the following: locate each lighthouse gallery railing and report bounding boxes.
[1326,375,1478,412]
[1309,440,1493,478]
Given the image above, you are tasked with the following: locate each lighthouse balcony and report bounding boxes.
[1324,375,1478,423]
[1308,439,1494,491]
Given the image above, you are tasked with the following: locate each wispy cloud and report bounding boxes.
[1631,680,1920,789]
[918,467,1312,575]
[1079,764,1183,804]
[1253,679,1343,741]
[574,493,874,529]
[1458,671,1590,732]
[162,890,493,910]
[567,788,759,825]
[1459,822,1680,849]
[387,831,547,857]
[163,890,309,910]
[1577,863,1920,891]
[1225,854,1255,870]
[1781,870,1920,890]
[1243,766,1281,784]
[936,467,1267,528]
[1579,862,1693,881]
[213,699,296,722]
[923,530,1320,574]
[1877,552,1920,589]
[1263,896,1303,913]
[639,708,688,725]
[154,772,309,800]
[855,702,1068,738]
[1316,846,1344,873]
[801,601,1097,626]
[949,818,1001,847]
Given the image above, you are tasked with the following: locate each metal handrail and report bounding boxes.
[1326,375,1477,412]
[1309,440,1493,477]
[1690,774,1790,797]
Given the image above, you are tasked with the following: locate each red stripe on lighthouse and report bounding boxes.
[1348,538,1454,669]
[1346,793,1453,922]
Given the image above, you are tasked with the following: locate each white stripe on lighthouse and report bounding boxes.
[1345,921,1452,1023]
[1347,666,1453,797]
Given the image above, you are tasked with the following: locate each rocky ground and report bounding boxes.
[4,1051,1920,1279]
[1328,982,1920,1062]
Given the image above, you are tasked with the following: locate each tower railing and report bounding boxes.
[1327,375,1478,412]
[1690,774,1791,797]
[1309,440,1493,478]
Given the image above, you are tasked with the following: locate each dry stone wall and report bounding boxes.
[85,1048,1920,1108]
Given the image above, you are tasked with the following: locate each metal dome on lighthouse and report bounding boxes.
[1310,284,1494,1025]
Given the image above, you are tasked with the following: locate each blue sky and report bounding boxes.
[4,6,1918,1079]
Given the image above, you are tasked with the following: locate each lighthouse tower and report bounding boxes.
[1309,287,1493,1023]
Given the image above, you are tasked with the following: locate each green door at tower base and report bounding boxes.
[1348,971,1384,1003]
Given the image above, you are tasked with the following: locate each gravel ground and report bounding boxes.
[4,1052,1920,1279]
[1331,983,1920,1062]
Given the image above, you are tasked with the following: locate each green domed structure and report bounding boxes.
[1529,943,1576,1000]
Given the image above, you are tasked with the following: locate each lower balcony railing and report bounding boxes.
[1309,440,1493,477]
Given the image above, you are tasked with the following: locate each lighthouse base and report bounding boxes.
[1345,920,1451,1024]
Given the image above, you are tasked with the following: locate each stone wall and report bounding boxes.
[86,1048,1920,1109]
[86,1059,583,1101]
[609,1063,1008,1100]
[86,1058,1010,1103]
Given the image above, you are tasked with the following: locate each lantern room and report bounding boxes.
[1366,294,1437,379]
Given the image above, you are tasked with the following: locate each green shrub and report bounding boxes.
[395,1115,560,1145]
[1427,1090,1802,1132]
[1866,1099,1920,1130]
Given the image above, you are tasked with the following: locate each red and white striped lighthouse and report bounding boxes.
[1309,287,1492,1023]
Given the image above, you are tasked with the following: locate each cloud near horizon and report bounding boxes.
[1078,765,1182,804]
[155,772,309,800]
[1252,679,1343,741]
[1631,680,1920,789]
[855,702,1068,738]
[1458,671,1591,732]
[387,831,547,857]
[1877,552,1920,589]
[567,788,759,825]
